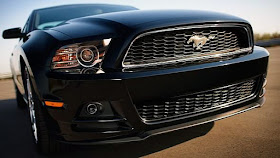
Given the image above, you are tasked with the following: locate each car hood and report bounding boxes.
[49,10,249,41]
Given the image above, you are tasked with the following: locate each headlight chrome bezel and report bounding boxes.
[51,39,111,74]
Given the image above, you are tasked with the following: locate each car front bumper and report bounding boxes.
[41,46,269,143]
[60,97,265,145]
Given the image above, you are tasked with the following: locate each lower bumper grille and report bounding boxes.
[136,80,257,122]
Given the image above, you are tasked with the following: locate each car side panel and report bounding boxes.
[10,41,25,94]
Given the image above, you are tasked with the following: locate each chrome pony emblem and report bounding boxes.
[187,35,215,50]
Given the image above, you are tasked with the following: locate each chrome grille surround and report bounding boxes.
[136,80,257,122]
[123,24,253,71]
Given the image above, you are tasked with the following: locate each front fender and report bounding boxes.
[19,30,71,101]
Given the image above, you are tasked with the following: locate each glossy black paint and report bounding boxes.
[2,27,25,39]
[49,10,252,69]
[5,4,269,143]
[45,46,268,142]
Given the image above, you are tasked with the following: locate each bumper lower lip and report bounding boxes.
[59,97,265,145]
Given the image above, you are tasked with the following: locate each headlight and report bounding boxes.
[52,39,111,74]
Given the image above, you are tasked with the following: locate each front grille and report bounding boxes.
[136,80,256,122]
[123,24,252,71]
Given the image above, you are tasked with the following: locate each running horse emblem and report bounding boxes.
[187,35,215,50]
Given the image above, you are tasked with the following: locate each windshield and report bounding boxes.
[34,4,137,30]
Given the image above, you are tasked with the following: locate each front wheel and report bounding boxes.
[24,67,68,153]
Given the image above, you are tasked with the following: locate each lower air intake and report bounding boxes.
[136,79,256,122]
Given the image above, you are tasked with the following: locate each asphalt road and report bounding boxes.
[0,46,279,158]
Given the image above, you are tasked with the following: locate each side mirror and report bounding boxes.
[2,27,25,39]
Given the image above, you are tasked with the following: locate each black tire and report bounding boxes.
[24,66,69,154]
[34,95,69,154]
[14,83,26,108]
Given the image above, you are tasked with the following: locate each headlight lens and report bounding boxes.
[77,46,100,67]
[52,39,111,74]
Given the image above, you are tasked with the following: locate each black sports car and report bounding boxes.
[3,4,269,153]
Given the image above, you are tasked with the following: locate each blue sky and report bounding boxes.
[0,0,279,73]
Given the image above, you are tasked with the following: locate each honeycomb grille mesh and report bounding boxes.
[123,26,251,70]
[136,80,256,121]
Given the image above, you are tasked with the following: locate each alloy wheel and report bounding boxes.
[25,67,38,143]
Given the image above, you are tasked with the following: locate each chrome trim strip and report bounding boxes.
[137,79,257,124]
[259,88,266,98]
[52,60,78,64]
[55,52,77,55]
[73,118,127,123]
[122,23,252,69]
[51,60,79,69]
[144,98,264,137]
[124,47,252,69]
[143,94,256,124]
[263,78,267,88]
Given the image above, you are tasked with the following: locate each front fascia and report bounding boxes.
[35,46,269,142]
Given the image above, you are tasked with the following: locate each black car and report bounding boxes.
[3,4,269,153]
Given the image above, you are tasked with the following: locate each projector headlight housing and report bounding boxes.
[51,39,111,74]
